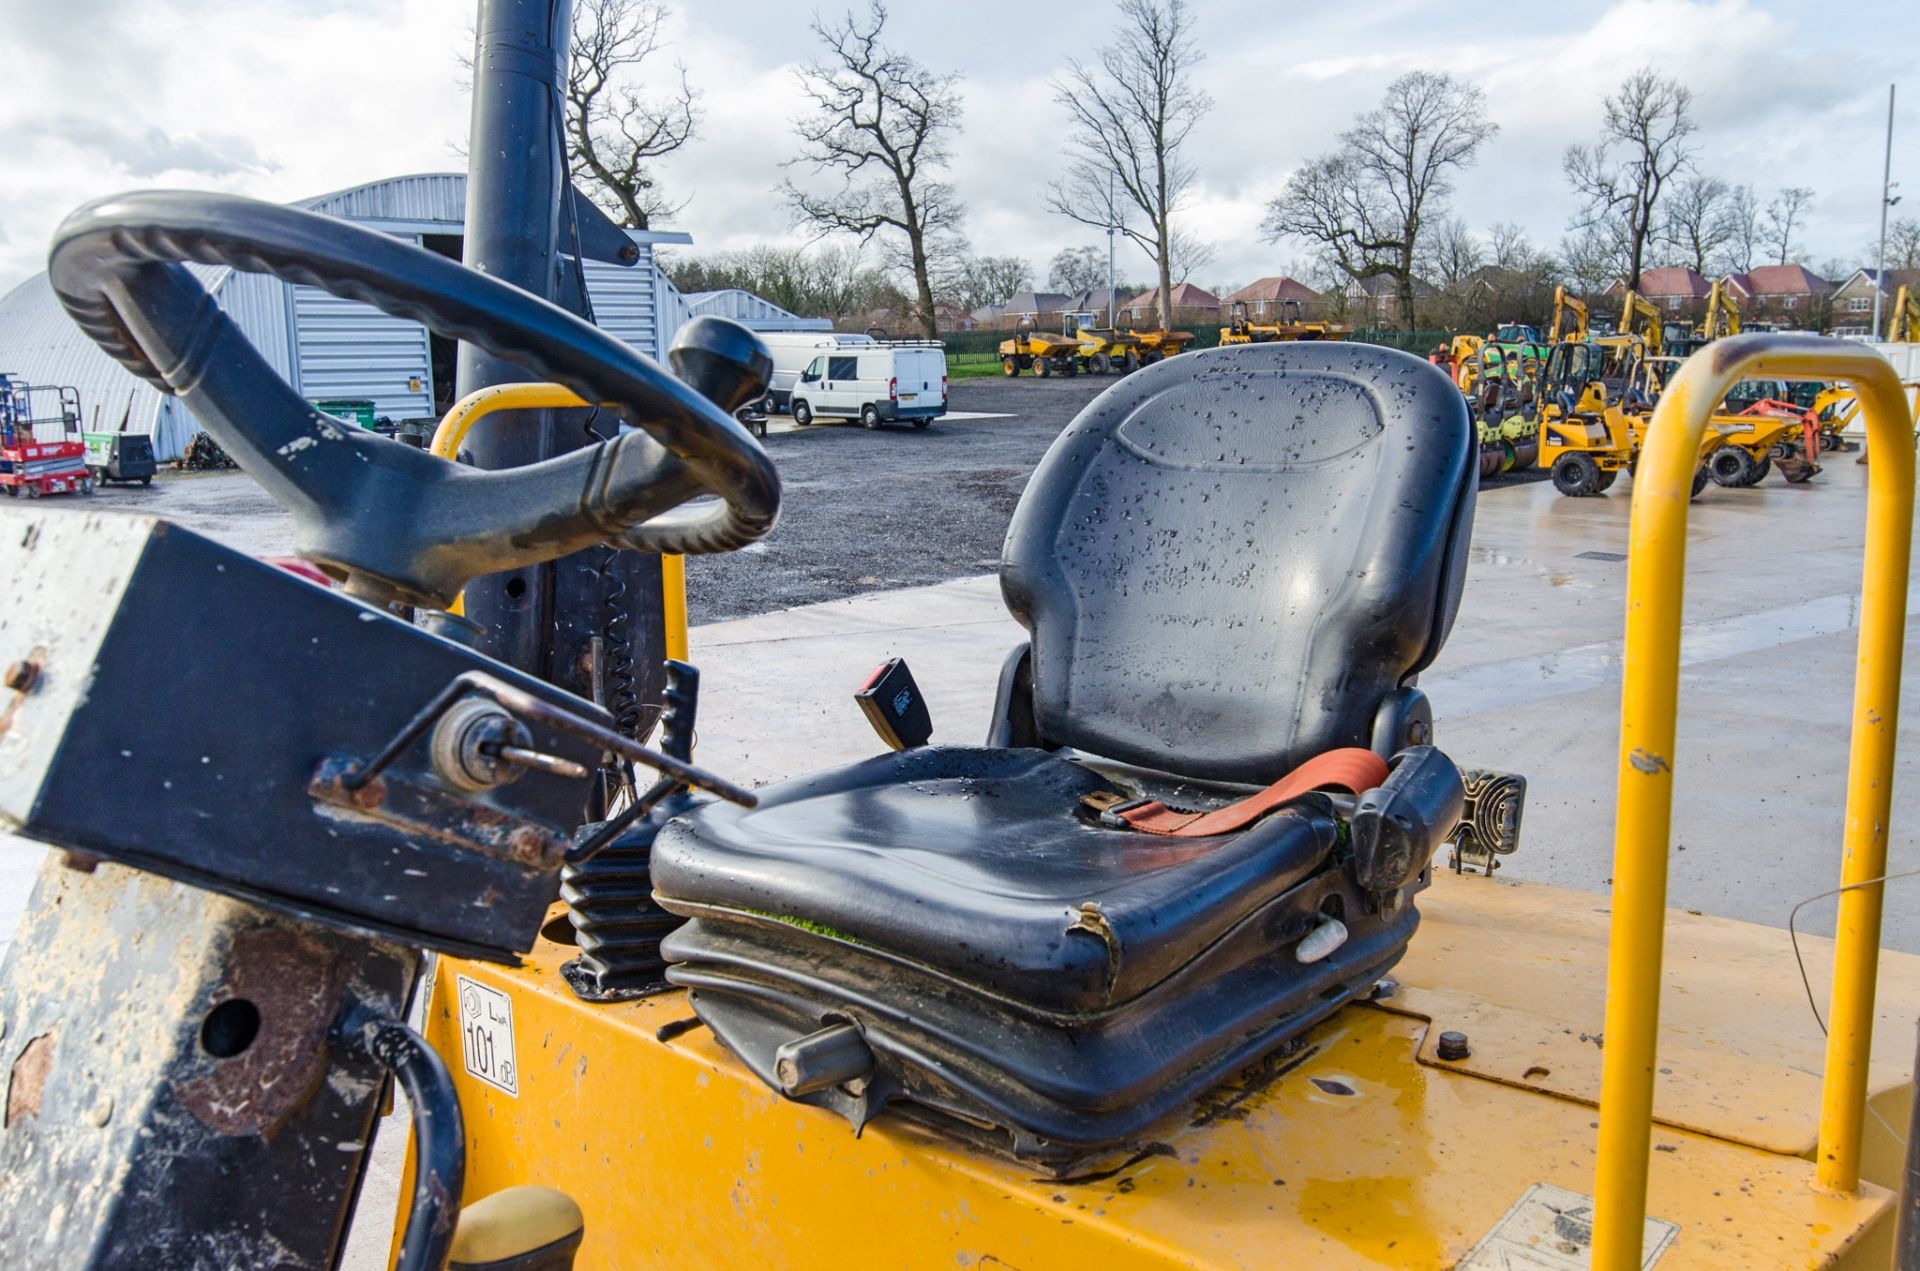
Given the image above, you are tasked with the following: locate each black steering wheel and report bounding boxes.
[47,191,780,608]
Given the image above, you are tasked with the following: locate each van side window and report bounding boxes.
[828,356,859,380]
[801,357,824,382]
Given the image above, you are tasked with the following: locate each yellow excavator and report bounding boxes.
[1547,285,1589,344]
[7,8,1920,1271]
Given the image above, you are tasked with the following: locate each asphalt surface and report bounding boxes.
[36,370,1541,626]
[685,377,1107,622]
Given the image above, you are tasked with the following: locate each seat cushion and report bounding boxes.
[1000,341,1475,784]
[650,745,1337,1015]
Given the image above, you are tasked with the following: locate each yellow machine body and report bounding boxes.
[1062,312,1143,374]
[1219,300,1351,346]
[406,877,1917,1269]
[1548,285,1589,343]
[395,334,1919,1270]
[998,321,1082,377]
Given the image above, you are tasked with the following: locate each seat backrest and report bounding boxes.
[1000,342,1475,784]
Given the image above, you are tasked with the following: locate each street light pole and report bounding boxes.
[1105,168,1121,328]
[1872,84,1896,340]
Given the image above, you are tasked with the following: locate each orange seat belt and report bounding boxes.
[1116,748,1389,837]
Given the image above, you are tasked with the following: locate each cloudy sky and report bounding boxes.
[1,0,1914,296]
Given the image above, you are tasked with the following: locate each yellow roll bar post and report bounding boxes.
[1591,334,1916,1269]
[428,384,692,655]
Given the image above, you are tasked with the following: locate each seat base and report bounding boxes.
[662,872,1420,1170]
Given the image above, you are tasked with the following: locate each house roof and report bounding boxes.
[997,291,1071,315]
[1121,282,1222,309]
[1631,267,1712,299]
[1835,266,1920,293]
[1722,265,1834,297]
[1223,276,1322,304]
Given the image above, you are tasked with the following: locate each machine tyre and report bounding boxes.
[1593,468,1618,493]
[1090,353,1111,375]
[1746,456,1772,485]
[1001,357,1017,377]
[860,405,881,430]
[1707,447,1753,487]
[792,400,814,427]
[1691,468,1711,499]
[1550,452,1602,497]
[1123,349,1141,373]
[1062,358,1077,378]
[1036,357,1052,379]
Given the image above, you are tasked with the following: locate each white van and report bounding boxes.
[759,333,948,429]
[759,332,876,413]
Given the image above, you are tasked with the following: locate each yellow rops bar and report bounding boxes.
[1592,334,1916,1269]
[429,383,692,656]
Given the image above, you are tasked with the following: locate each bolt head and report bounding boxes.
[3,660,36,692]
[1436,1029,1471,1061]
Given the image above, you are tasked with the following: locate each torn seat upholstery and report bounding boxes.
[653,342,1477,1168]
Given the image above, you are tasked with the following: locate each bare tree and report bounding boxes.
[1564,68,1696,288]
[1763,186,1815,266]
[1886,217,1920,271]
[1659,174,1734,275]
[1422,216,1485,289]
[1263,71,1497,330]
[783,2,966,338]
[1723,183,1762,273]
[1048,246,1107,295]
[1046,0,1212,332]
[941,255,1034,313]
[565,0,699,229]
[1559,225,1626,299]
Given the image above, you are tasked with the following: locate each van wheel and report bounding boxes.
[912,419,930,430]
[860,405,881,429]
[1551,452,1601,496]
[793,400,813,427]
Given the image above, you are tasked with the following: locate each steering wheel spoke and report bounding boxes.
[48,191,780,608]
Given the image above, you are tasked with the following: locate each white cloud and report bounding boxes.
[0,0,1913,299]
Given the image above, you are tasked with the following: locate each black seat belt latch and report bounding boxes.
[855,657,933,750]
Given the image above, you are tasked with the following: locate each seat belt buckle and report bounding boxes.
[1079,790,1154,829]
[855,657,933,750]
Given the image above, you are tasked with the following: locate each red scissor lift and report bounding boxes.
[0,374,93,498]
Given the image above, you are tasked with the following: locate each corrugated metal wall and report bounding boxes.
[291,284,435,420]
[0,174,699,458]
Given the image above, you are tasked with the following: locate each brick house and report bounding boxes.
[1604,267,1712,322]
[1120,282,1222,327]
[1829,267,1920,338]
[1720,264,1835,329]
[1341,274,1440,326]
[1221,277,1328,320]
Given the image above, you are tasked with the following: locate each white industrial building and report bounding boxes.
[0,173,826,460]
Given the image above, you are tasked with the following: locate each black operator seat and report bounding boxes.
[652,341,1478,1168]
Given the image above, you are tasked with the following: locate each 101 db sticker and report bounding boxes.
[455,975,519,1096]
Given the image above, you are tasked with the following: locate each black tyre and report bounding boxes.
[911,419,930,430]
[1691,467,1711,499]
[1123,349,1141,373]
[792,399,814,427]
[1090,352,1111,375]
[1551,452,1602,497]
[1594,468,1618,493]
[1707,446,1753,487]
[1036,357,1052,378]
[1062,357,1077,377]
[1001,356,1018,377]
[860,404,881,429]
[140,476,152,487]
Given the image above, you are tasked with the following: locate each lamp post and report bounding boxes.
[1871,85,1898,340]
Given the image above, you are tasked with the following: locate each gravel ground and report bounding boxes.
[685,377,1107,622]
[32,370,1537,625]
